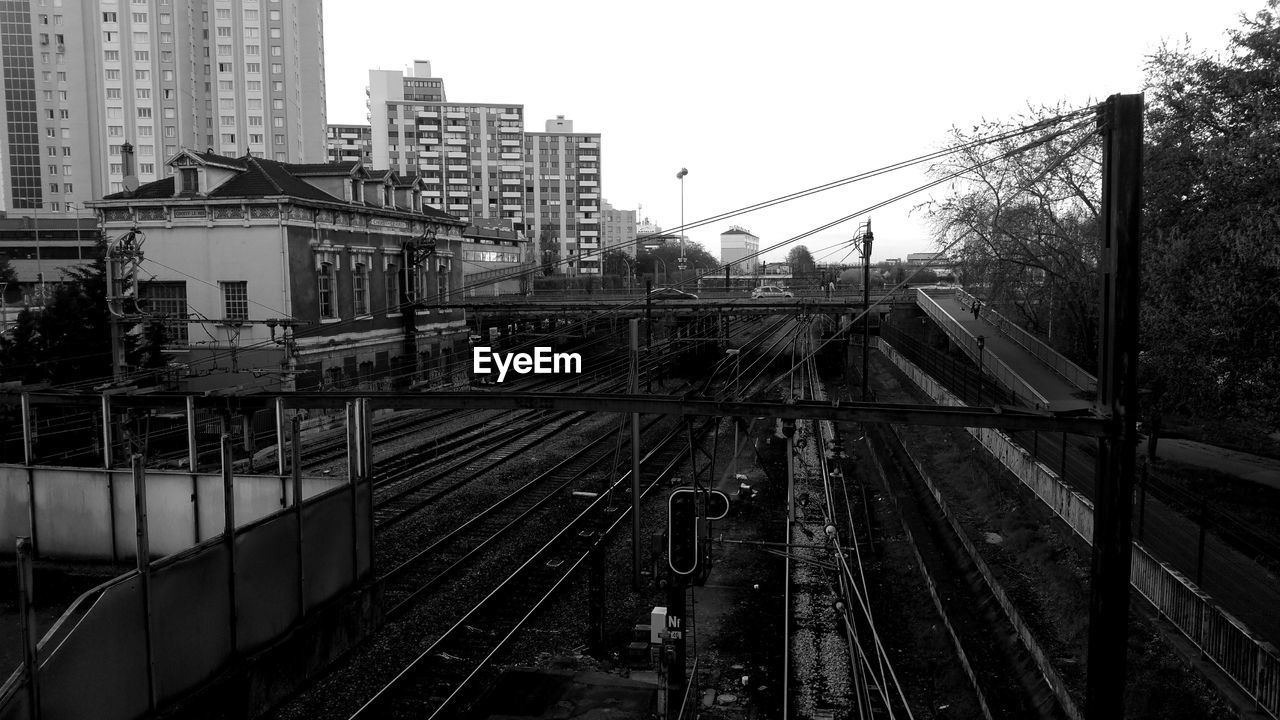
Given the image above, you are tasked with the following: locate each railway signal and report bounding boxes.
[667,487,731,576]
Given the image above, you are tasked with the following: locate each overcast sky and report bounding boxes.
[324,0,1260,265]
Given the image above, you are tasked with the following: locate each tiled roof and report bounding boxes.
[284,160,361,177]
[100,152,465,224]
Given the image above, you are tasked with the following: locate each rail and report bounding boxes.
[874,335,1280,719]
[914,289,1051,409]
[952,287,1097,394]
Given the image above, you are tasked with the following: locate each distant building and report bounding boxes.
[0,214,98,306]
[906,252,950,266]
[720,226,759,275]
[602,201,637,257]
[526,117,603,274]
[89,150,468,392]
[326,125,373,164]
[461,219,532,296]
[367,61,524,231]
[365,62,602,275]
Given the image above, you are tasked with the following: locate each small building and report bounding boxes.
[89,150,469,392]
[720,226,759,275]
[461,219,533,296]
[0,213,99,308]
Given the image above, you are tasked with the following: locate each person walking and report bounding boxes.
[971,300,980,320]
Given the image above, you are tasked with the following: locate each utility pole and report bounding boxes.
[105,226,146,382]
[860,220,874,400]
[631,318,643,589]
[1085,92,1143,720]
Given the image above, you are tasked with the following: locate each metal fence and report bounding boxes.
[953,287,1097,394]
[0,402,375,720]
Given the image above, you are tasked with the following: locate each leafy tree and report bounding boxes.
[1142,1,1280,420]
[637,241,719,286]
[0,255,16,304]
[920,103,1103,368]
[0,236,146,386]
[787,245,817,276]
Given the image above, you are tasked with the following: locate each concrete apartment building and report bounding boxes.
[602,200,636,257]
[526,116,602,274]
[366,62,602,274]
[0,0,328,216]
[720,226,759,275]
[326,124,372,164]
[367,61,525,233]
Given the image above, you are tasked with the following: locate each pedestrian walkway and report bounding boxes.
[1147,437,1280,491]
[920,290,1092,413]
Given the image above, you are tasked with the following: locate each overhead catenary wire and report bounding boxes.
[38,106,1098,392]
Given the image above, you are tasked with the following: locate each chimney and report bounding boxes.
[121,142,139,197]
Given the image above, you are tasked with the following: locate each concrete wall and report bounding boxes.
[2,465,343,561]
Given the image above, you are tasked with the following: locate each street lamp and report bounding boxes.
[676,168,688,274]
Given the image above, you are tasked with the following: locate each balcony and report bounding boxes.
[579,168,598,175]
[420,163,441,171]
[447,178,468,184]
[502,191,521,198]
[447,151,467,158]
[500,152,521,160]
[499,113,520,120]
[579,205,599,212]
[446,111,466,119]
[580,193,598,199]
[502,204,522,211]
[580,180,598,187]
[500,139,521,146]
[578,154,597,161]
[580,230,600,237]
[447,163,469,170]
[579,142,598,149]
[417,111,439,118]
[449,190,469,197]
[446,124,467,132]
[502,164,523,172]
[445,138,467,146]
[501,178,521,185]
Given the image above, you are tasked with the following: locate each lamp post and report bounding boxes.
[652,255,667,286]
[66,202,83,261]
[856,220,874,400]
[676,168,688,276]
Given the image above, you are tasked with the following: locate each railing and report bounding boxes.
[953,287,1097,393]
[874,336,1280,719]
[914,289,1051,409]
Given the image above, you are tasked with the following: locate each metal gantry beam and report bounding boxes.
[3,390,1110,436]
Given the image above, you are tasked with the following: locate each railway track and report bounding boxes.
[350,416,715,719]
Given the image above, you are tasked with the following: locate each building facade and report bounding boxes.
[720,226,759,275]
[0,0,327,215]
[525,117,602,274]
[326,124,372,164]
[367,62,526,234]
[460,218,532,296]
[89,150,469,393]
[365,63,603,275]
[602,200,636,258]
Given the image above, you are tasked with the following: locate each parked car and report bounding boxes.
[648,287,699,300]
[751,285,793,299]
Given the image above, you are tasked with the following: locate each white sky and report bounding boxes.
[323,0,1259,265]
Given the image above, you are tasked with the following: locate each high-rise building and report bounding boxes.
[721,226,759,275]
[326,124,371,164]
[0,0,327,215]
[602,199,636,257]
[366,63,604,274]
[367,62,526,233]
[526,116,602,273]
